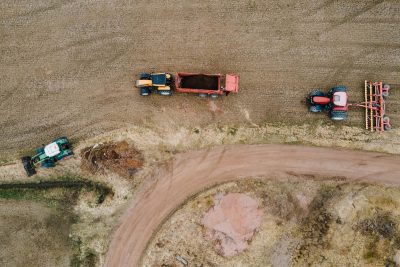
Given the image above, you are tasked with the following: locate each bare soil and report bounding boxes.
[202,193,263,257]
[143,179,400,267]
[1,0,399,157]
[0,200,73,267]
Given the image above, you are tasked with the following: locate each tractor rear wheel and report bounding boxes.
[140,73,151,79]
[55,136,68,142]
[21,156,36,177]
[332,86,347,92]
[64,150,74,157]
[42,159,56,168]
[330,110,348,121]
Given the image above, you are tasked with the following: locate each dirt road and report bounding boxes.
[105,144,400,266]
[1,0,399,157]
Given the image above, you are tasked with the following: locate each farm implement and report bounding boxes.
[308,81,391,132]
[21,137,73,176]
[350,81,391,132]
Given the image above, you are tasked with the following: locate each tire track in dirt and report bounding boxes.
[302,0,337,17]
[105,145,400,267]
[322,0,386,33]
[328,48,377,81]
[33,33,128,60]
[2,0,76,20]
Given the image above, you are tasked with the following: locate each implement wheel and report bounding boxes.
[382,84,390,99]
[210,94,218,99]
[383,116,391,131]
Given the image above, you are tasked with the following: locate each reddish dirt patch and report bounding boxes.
[80,141,143,178]
[202,193,264,257]
[208,100,224,114]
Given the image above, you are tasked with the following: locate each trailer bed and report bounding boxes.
[180,74,219,90]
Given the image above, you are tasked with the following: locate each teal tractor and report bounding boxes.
[21,137,73,176]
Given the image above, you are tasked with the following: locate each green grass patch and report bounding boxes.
[0,176,113,206]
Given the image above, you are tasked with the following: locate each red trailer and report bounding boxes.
[175,72,239,98]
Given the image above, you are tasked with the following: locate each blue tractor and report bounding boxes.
[135,73,173,96]
[21,137,73,176]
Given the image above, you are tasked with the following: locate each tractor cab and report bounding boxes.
[330,90,348,120]
[44,142,61,157]
[332,91,347,107]
[151,73,170,86]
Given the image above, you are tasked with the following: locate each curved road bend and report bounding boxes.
[105,144,400,266]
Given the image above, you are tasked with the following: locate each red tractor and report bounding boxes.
[307,86,348,121]
[307,81,391,132]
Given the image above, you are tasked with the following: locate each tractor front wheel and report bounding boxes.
[309,105,322,113]
[140,87,150,96]
[310,90,324,97]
